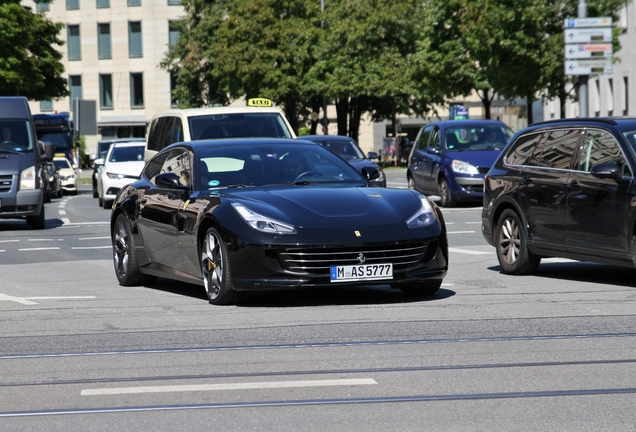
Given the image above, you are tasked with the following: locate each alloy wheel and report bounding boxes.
[499,216,520,265]
[113,218,130,279]
[201,230,224,300]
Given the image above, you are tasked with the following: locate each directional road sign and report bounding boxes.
[565,44,613,59]
[564,28,612,43]
[565,59,613,75]
[564,17,612,28]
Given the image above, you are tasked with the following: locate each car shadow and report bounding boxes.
[488,261,636,287]
[144,278,456,306]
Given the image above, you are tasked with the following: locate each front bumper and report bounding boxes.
[0,189,43,218]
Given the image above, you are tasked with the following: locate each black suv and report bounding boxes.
[482,117,636,274]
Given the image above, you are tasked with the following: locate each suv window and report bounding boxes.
[505,133,543,166]
[416,125,433,150]
[429,128,441,151]
[529,129,581,169]
[577,129,632,176]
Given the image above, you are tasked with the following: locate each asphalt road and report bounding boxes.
[1,178,636,431]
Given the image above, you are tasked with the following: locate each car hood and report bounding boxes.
[218,185,423,228]
[104,161,145,176]
[444,149,501,169]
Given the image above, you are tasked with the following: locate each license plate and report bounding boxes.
[330,263,393,283]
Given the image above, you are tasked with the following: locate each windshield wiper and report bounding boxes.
[0,148,21,154]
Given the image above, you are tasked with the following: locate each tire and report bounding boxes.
[98,197,103,207]
[28,206,46,230]
[92,183,98,198]
[201,227,239,305]
[407,175,415,190]
[44,190,51,203]
[56,188,62,199]
[496,209,541,275]
[104,200,113,210]
[438,178,457,207]
[398,280,442,296]
[112,213,146,286]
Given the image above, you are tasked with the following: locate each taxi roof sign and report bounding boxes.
[247,98,272,107]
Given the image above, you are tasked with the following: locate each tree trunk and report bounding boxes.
[480,89,493,119]
[527,93,534,125]
[349,97,361,142]
[310,97,321,135]
[336,97,349,136]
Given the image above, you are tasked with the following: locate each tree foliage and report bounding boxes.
[0,0,67,99]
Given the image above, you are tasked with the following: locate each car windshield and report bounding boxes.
[53,158,71,169]
[196,143,365,190]
[0,120,34,152]
[109,146,145,163]
[317,139,365,161]
[189,113,293,140]
[444,125,513,151]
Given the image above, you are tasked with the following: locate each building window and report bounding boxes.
[128,0,141,5]
[96,0,110,8]
[66,0,79,10]
[69,75,82,109]
[97,24,111,59]
[624,77,630,116]
[130,73,144,108]
[99,74,113,109]
[35,1,49,12]
[168,0,181,4]
[168,21,180,48]
[128,22,143,58]
[67,25,81,60]
[40,100,53,112]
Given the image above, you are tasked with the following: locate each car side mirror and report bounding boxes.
[367,151,379,161]
[94,158,104,167]
[426,147,440,155]
[362,166,381,181]
[43,143,55,161]
[590,162,622,180]
[156,172,190,190]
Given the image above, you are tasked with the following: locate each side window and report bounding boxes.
[577,130,632,177]
[429,128,441,151]
[172,117,184,143]
[146,119,159,152]
[156,117,175,152]
[416,125,433,150]
[532,129,581,169]
[143,153,167,183]
[160,148,192,187]
[505,133,543,166]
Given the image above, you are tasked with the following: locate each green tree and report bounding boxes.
[0,0,67,99]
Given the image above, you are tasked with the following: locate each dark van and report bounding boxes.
[0,97,53,229]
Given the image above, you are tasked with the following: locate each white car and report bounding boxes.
[95,142,145,209]
[52,156,78,195]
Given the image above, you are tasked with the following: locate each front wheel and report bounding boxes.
[496,209,540,275]
[201,227,239,305]
[27,207,45,230]
[438,178,457,207]
[407,175,415,190]
[112,213,146,285]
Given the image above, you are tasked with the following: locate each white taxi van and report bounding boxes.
[144,98,296,160]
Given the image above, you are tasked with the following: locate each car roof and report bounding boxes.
[427,119,510,128]
[524,117,636,132]
[98,138,145,144]
[152,106,285,119]
[172,137,320,151]
[110,141,146,148]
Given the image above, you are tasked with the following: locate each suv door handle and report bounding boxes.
[522,176,532,184]
[567,181,580,189]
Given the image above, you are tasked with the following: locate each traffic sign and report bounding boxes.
[564,28,612,43]
[565,59,613,75]
[565,44,613,59]
[564,17,612,28]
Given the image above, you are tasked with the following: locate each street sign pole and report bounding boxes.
[578,0,588,117]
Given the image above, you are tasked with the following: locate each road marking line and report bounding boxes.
[18,247,60,251]
[449,248,492,255]
[0,239,19,243]
[447,231,476,234]
[72,246,111,250]
[28,239,62,242]
[61,218,71,224]
[81,378,378,396]
[465,222,481,224]
[59,210,66,215]
[62,221,110,226]
[79,236,111,240]
[0,294,95,305]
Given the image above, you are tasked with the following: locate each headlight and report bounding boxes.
[452,160,479,175]
[232,203,296,234]
[107,172,126,179]
[20,166,36,189]
[376,169,386,181]
[406,196,436,228]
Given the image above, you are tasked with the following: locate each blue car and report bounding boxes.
[407,120,514,207]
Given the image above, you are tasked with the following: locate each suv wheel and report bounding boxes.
[496,209,540,275]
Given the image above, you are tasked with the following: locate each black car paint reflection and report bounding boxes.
[111,139,448,305]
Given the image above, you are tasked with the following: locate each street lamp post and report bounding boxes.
[578,0,589,117]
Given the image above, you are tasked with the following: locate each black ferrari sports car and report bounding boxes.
[110,138,448,305]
